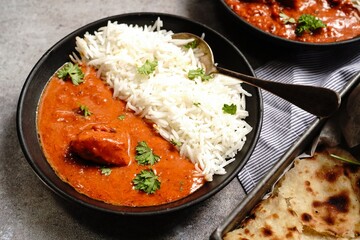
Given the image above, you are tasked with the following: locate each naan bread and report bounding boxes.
[225,148,360,240]
[223,194,303,240]
[278,149,360,238]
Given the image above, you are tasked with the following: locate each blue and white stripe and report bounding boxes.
[239,46,360,193]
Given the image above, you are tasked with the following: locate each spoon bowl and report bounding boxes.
[173,33,341,118]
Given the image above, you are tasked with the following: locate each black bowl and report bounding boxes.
[218,0,360,49]
[17,12,263,215]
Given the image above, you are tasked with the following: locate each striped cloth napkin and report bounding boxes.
[238,45,360,193]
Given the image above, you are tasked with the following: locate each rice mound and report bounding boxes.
[72,18,252,181]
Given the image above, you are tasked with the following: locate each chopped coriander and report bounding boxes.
[193,102,201,107]
[137,59,158,75]
[100,167,112,176]
[132,169,161,194]
[79,104,92,117]
[188,68,212,82]
[222,104,237,115]
[170,139,182,147]
[295,14,326,36]
[330,154,360,166]
[118,114,126,120]
[179,181,184,192]
[279,12,296,24]
[57,62,84,85]
[135,141,160,165]
[184,40,198,49]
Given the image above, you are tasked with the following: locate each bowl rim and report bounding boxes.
[16,12,263,215]
[218,0,360,47]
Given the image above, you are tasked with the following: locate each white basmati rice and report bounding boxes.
[73,18,252,181]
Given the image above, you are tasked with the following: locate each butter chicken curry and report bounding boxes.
[37,64,204,207]
[225,0,360,43]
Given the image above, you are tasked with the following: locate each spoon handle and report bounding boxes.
[217,67,341,118]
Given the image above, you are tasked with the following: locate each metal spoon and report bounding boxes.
[172,33,341,118]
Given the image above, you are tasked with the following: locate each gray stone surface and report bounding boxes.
[0,1,270,239]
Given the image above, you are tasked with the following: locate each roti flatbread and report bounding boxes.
[224,148,360,240]
[223,194,303,240]
[278,149,360,238]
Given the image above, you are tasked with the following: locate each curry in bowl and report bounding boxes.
[35,17,255,207]
[224,0,360,43]
[38,65,205,206]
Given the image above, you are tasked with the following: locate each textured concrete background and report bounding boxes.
[0,1,275,239]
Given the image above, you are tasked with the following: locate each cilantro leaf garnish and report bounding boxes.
[188,68,212,82]
[222,104,237,115]
[100,167,112,176]
[137,59,158,75]
[118,114,126,120]
[170,139,182,147]
[79,104,92,117]
[135,141,160,165]
[295,14,326,36]
[330,154,360,166]
[133,169,161,194]
[57,62,84,85]
[193,102,201,107]
[179,181,184,192]
[279,12,296,24]
[184,40,198,49]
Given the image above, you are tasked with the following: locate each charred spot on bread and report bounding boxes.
[261,225,273,237]
[288,226,297,231]
[327,192,350,213]
[323,215,336,225]
[288,209,296,216]
[316,165,343,183]
[306,186,313,193]
[301,213,312,222]
[312,195,349,214]
[272,213,279,219]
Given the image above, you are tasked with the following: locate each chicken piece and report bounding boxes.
[70,125,130,166]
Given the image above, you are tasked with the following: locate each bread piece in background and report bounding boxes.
[278,148,360,238]
[224,148,360,240]
[223,194,303,239]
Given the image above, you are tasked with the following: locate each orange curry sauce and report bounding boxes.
[37,66,204,207]
[225,0,360,42]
